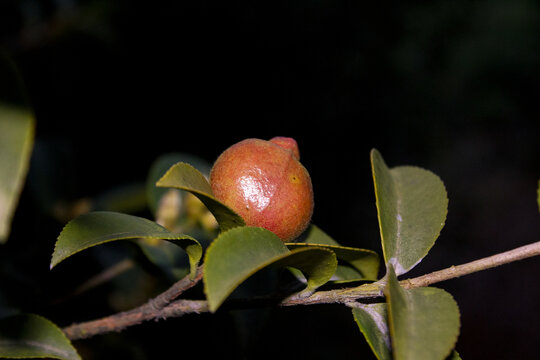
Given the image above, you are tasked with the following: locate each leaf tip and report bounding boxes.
[49,246,60,270]
[49,255,61,270]
[155,161,181,188]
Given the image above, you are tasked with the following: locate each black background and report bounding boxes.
[1,1,539,359]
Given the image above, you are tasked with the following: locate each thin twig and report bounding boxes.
[63,265,204,340]
[400,241,540,289]
[54,259,135,305]
[146,265,204,311]
[283,240,540,306]
[62,241,540,340]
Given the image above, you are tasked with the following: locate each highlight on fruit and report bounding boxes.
[210,137,314,241]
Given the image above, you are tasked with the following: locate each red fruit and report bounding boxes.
[210,137,314,241]
[269,136,301,160]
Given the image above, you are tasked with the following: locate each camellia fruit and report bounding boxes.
[210,137,314,242]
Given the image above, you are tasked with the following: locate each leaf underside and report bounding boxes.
[371,149,448,276]
[352,304,392,360]
[385,265,460,360]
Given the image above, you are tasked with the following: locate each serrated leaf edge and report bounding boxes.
[50,213,200,270]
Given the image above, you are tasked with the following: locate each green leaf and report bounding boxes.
[291,225,380,280]
[446,350,462,360]
[371,149,448,275]
[0,104,35,243]
[137,238,191,280]
[203,226,337,312]
[146,153,211,216]
[298,224,342,246]
[156,162,245,231]
[287,243,379,281]
[352,304,392,360]
[51,211,202,278]
[0,313,80,360]
[385,265,460,360]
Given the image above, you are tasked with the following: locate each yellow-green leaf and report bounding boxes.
[0,103,34,243]
[51,211,202,278]
[446,350,462,360]
[156,162,245,231]
[203,226,337,312]
[371,149,448,275]
[385,265,460,360]
[0,313,80,360]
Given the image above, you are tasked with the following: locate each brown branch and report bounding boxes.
[283,240,540,307]
[63,265,204,340]
[401,240,540,289]
[145,265,204,311]
[62,241,540,340]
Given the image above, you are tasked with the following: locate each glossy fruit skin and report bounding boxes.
[210,138,314,241]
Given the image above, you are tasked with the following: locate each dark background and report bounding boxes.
[1,1,539,359]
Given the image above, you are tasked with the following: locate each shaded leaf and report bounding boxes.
[137,238,190,280]
[203,226,337,312]
[292,225,380,280]
[143,156,209,278]
[287,242,379,281]
[156,162,245,231]
[371,149,448,275]
[385,265,460,360]
[298,224,341,246]
[0,104,34,243]
[0,313,80,360]
[91,182,148,214]
[446,350,462,360]
[51,211,202,278]
[352,304,392,360]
